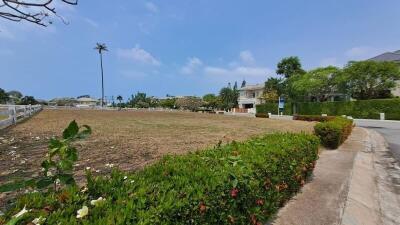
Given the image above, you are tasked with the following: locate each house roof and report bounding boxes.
[239,83,264,91]
[77,97,98,102]
[368,50,400,62]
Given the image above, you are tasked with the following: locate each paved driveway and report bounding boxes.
[355,119,400,162]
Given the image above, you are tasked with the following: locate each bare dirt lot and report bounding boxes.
[0,109,314,205]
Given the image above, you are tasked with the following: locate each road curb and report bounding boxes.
[340,128,400,225]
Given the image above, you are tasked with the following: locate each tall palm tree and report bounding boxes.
[117,95,123,109]
[95,43,108,107]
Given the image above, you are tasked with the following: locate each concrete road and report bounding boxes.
[354,119,400,162]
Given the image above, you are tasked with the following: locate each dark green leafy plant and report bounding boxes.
[314,117,353,149]
[1,132,319,225]
[0,120,91,193]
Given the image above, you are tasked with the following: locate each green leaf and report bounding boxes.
[48,138,62,149]
[58,160,73,171]
[57,173,75,185]
[77,125,92,139]
[5,216,24,225]
[36,178,53,189]
[66,147,78,161]
[0,179,37,193]
[63,120,79,139]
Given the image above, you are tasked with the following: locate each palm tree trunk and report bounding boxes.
[100,52,104,107]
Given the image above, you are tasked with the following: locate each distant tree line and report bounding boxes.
[0,88,39,105]
[262,56,400,103]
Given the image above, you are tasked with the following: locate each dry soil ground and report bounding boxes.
[0,109,314,206]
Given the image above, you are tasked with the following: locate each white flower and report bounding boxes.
[80,187,88,193]
[105,163,114,168]
[95,170,100,173]
[90,197,106,206]
[123,176,128,180]
[46,171,53,177]
[76,206,89,219]
[32,216,46,225]
[85,167,91,170]
[130,180,135,184]
[13,205,29,218]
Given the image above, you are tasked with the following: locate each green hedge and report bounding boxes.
[1,133,319,225]
[255,113,269,118]
[314,117,353,149]
[296,98,400,120]
[293,115,336,122]
[256,102,293,115]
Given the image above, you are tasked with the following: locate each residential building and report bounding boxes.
[76,97,99,107]
[369,50,400,96]
[238,83,264,109]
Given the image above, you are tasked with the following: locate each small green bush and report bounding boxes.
[293,115,336,122]
[314,117,353,149]
[1,133,319,225]
[255,113,269,118]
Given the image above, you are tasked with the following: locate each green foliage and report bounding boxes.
[341,61,400,99]
[219,84,239,110]
[202,94,219,109]
[256,102,293,115]
[1,133,319,225]
[296,98,400,120]
[293,115,336,122]
[264,77,285,97]
[276,56,305,78]
[159,98,176,109]
[288,66,340,101]
[255,113,269,118]
[314,117,353,149]
[18,96,38,105]
[175,97,204,111]
[7,90,23,99]
[0,121,91,193]
[0,88,10,104]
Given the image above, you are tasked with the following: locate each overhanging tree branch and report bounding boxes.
[0,0,78,26]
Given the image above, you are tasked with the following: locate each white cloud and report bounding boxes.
[83,18,99,28]
[145,2,159,13]
[239,50,255,64]
[180,57,203,74]
[204,66,272,78]
[118,45,161,66]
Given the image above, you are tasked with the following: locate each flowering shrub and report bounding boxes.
[314,117,354,149]
[1,133,319,225]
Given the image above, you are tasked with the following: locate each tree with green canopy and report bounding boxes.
[340,61,400,99]
[276,56,305,78]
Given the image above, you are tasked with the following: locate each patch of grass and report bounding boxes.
[0,110,314,190]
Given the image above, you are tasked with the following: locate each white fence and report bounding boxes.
[0,104,42,129]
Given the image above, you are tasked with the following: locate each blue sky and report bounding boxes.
[1,0,400,100]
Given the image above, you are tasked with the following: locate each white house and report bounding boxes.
[238,83,264,110]
[76,97,98,107]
